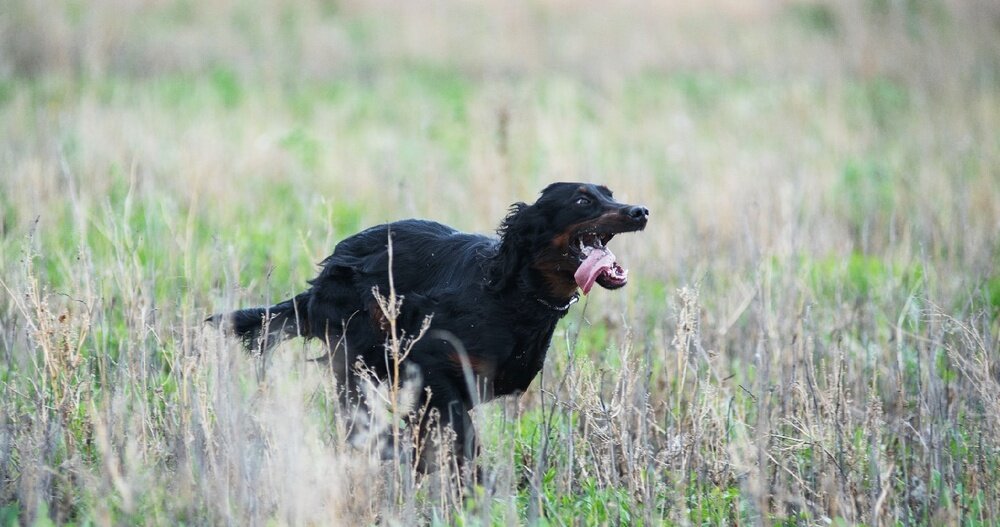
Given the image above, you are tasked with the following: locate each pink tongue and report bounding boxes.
[574,247,616,295]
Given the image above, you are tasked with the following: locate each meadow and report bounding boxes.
[1,0,999,524]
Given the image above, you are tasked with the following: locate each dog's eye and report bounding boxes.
[575,197,592,206]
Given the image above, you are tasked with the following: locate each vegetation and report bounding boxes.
[1,0,998,524]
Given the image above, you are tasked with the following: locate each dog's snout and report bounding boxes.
[626,206,649,221]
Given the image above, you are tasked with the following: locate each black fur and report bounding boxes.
[208,293,310,351]
[210,182,648,470]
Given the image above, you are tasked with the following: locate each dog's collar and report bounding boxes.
[536,293,580,312]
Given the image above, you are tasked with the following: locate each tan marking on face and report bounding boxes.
[536,209,633,301]
[538,269,580,299]
[551,231,572,251]
[549,211,621,251]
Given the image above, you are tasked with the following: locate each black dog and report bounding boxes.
[211,182,647,470]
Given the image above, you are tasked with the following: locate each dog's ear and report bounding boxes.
[497,202,529,240]
[489,202,531,290]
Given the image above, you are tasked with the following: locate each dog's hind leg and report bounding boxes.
[408,377,478,483]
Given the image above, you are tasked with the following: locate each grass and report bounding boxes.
[2,0,999,525]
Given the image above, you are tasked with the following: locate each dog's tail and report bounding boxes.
[208,292,310,352]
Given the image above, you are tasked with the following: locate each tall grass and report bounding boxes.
[1,0,998,524]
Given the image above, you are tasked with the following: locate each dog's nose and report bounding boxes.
[627,206,649,220]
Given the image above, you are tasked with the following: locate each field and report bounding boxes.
[1,0,999,525]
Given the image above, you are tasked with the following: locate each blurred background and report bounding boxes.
[2,0,998,287]
[1,0,999,525]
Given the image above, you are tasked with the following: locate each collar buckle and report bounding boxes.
[537,293,580,312]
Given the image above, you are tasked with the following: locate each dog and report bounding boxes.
[211,182,648,471]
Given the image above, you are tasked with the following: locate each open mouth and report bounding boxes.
[570,232,629,294]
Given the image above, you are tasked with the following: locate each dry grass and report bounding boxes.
[1,0,999,524]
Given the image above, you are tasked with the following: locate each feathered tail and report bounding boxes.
[208,292,310,352]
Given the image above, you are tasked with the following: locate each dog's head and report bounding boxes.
[493,182,648,300]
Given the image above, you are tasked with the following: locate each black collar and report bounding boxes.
[536,293,580,312]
